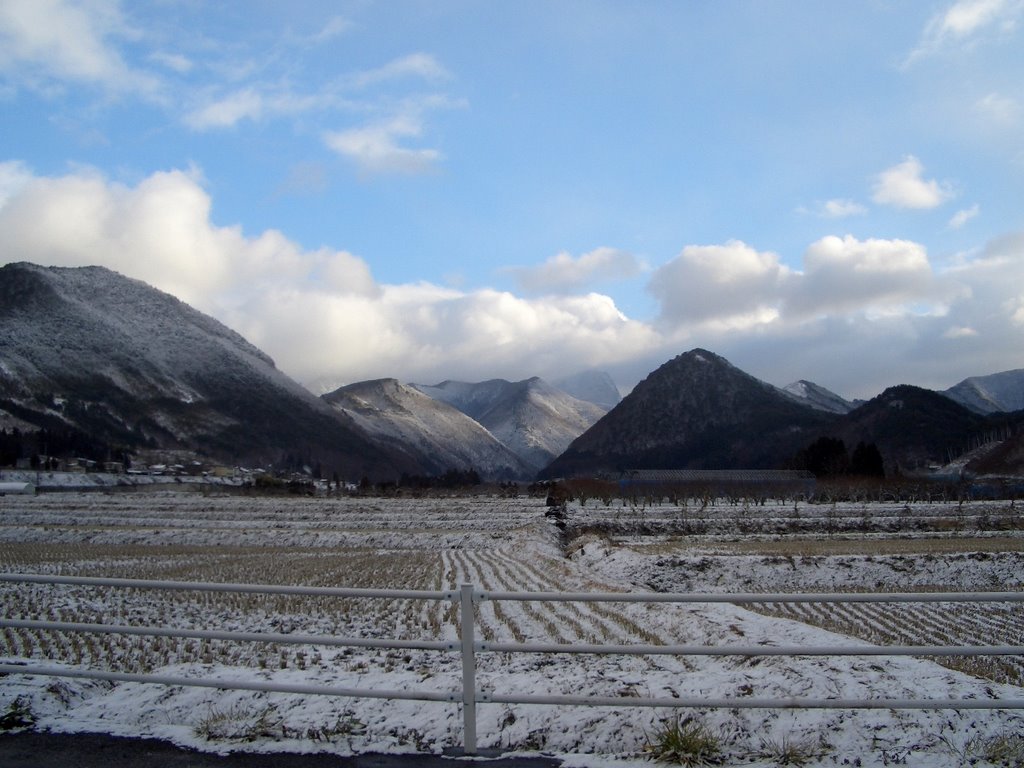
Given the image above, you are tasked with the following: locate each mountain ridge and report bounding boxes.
[4,262,1023,481]
[0,262,415,479]
[412,377,609,472]
[943,369,1024,414]
[322,378,534,480]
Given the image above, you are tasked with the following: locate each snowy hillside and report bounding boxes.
[322,379,534,480]
[783,379,855,413]
[944,368,1024,414]
[413,377,609,472]
[0,262,410,477]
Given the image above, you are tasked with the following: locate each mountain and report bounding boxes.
[322,379,534,480]
[0,262,413,479]
[412,377,609,472]
[553,370,622,409]
[824,385,990,474]
[783,380,855,414]
[943,369,1024,414]
[539,349,834,478]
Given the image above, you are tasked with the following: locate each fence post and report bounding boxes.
[459,583,477,754]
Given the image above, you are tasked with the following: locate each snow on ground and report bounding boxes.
[0,492,1022,766]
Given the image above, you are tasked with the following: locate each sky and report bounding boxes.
[1,0,1022,400]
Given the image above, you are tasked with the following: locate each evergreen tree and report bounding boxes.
[795,436,849,477]
[850,441,885,477]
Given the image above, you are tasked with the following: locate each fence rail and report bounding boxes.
[2,572,1023,754]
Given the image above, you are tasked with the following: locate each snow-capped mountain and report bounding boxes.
[322,379,534,480]
[0,262,413,478]
[413,377,609,473]
[943,369,1024,414]
[782,380,855,414]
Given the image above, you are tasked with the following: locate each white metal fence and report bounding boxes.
[2,573,1024,754]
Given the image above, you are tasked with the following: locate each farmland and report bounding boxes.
[1,489,1023,766]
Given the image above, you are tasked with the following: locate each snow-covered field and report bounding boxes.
[1,491,1023,766]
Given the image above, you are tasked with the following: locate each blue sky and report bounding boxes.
[1,0,1022,399]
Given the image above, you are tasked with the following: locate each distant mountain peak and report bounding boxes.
[943,368,1024,414]
[412,376,609,472]
[323,379,533,480]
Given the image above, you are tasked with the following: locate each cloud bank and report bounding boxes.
[507,247,644,295]
[1,163,1022,399]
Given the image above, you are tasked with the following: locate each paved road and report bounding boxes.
[0,731,564,768]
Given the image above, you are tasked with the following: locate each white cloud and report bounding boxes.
[820,199,868,218]
[185,88,265,130]
[938,231,1024,335]
[0,0,159,95]
[935,0,1014,37]
[187,85,356,131]
[871,156,954,210]
[308,16,350,45]
[324,114,441,175]
[648,241,790,327]
[647,234,967,351]
[948,203,980,229]
[787,235,942,317]
[149,51,193,74]
[976,91,1021,124]
[907,0,1023,62]
[508,247,643,295]
[0,160,34,207]
[183,52,453,133]
[348,53,450,89]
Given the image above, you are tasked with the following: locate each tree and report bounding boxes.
[850,441,885,477]
[794,437,849,477]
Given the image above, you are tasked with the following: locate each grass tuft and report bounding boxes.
[644,716,723,766]
[959,732,1024,766]
[194,703,281,741]
[757,734,828,766]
